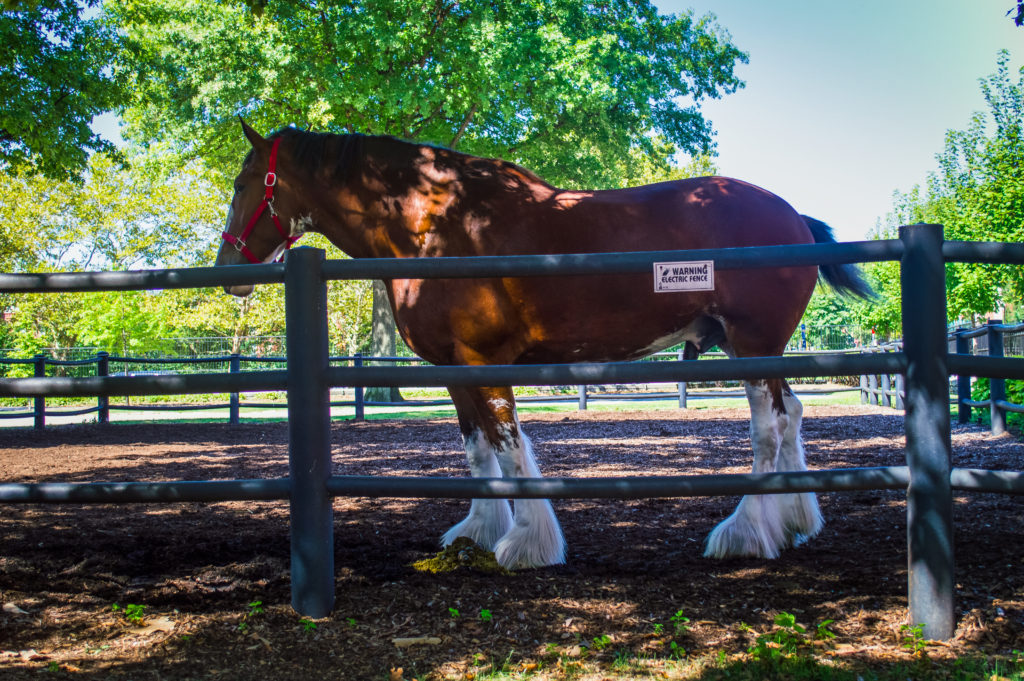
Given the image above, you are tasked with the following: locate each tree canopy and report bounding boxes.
[109,0,746,187]
[6,1,746,358]
[799,52,1024,339]
[884,51,1024,325]
[0,0,124,180]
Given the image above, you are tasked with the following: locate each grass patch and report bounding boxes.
[456,647,1024,681]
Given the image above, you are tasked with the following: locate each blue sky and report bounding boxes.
[656,0,1023,242]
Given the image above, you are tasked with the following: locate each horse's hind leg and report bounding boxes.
[445,386,565,569]
[704,380,792,559]
[776,386,822,545]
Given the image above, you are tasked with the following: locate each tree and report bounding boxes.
[0,151,227,273]
[885,51,1024,325]
[109,0,746,187]
[108,0,746,379]
[0,151,236,355]
[75,290,177,356]
[622,138,718,187]
[1009,2,1024,26]
[0,0,124,180]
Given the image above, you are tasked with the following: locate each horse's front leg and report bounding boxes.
[444,386,566,569]
[704,380,796,559]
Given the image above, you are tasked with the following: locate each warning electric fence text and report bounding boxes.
[653,260,715,292]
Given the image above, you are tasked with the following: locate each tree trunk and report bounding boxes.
[231,296,251,355]
[365,280,403,403]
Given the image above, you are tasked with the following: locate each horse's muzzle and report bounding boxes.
[224,283,255,297]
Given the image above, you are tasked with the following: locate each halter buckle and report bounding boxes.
[264,171,277,187]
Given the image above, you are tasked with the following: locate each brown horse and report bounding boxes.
[216,122,872,569]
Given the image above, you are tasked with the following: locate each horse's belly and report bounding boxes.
[508,274,721,363]
[394,257,813,365]
[508,264,810,362]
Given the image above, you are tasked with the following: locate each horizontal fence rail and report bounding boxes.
[1,355,906,397]
[951,322,1024,435]
[0,240,904,293]
[1,229,1023,639]
[1,347,862,426]
[3,467,1023,505]
[859,321,1024,435]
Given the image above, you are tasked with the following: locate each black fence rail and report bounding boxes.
[2,347,862,427]
[953,321,1024,435]
[858,321,1024,436]
[1,225,1023,642]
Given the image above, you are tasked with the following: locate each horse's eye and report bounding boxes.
[234,184,244,194]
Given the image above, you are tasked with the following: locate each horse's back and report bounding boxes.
[538,176,812,254]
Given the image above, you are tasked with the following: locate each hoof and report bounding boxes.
[703,496,787,559]
[780,492,823,545]
[493,499,566,569]
[441,499,513,551]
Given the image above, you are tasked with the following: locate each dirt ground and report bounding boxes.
[0,405,1022,680]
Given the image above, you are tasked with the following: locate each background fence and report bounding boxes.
[1,347,866,428]
[859,321,1024,435]
[1,224,1023,641]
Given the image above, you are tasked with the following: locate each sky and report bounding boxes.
[655,0,1023,242]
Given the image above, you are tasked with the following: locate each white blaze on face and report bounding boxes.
[220,204,256,296]
[265,242,287,264]
[289,214,314,237]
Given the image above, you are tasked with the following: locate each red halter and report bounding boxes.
[221,138,302,263]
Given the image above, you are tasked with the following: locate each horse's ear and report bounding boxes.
[238,117,266,149]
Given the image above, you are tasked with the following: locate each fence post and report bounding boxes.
[284,247,334,618]
[677,348,687,409]
[33,354,46,430]
[955,330,971,423]
[578,384,587,410]
[97,352,109,424]
[353,353,365,422]
[894,368,906,411]
[229,353,241,425]
[900,223,954,641]
[859,374,868,404]
[986,321,1006,436]
[867,372,878,406]
[881,372,892,408]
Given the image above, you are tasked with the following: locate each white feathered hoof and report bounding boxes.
[493,499,566,569]
[441,499,513,552]
[780,492,824,547]
[703,495,788,559]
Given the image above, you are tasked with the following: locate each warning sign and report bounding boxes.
[653,260,715,292]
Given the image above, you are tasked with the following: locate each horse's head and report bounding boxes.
[216,120,306,296]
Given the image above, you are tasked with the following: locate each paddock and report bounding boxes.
[2,225,1024,680]
[0,406,1021,679]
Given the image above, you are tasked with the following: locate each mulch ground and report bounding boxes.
[0,405,1022,680]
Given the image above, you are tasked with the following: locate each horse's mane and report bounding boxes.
[267,126,551,188]
[267,127,365,184]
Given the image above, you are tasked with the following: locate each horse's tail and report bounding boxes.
[801,215,875,300]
